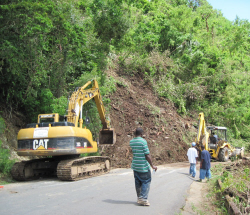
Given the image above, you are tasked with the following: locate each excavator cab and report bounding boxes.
[38,113,60,123]
[207,126,227,150]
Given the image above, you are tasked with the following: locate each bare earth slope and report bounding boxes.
[101,70,197,168]
[1,71,197,168]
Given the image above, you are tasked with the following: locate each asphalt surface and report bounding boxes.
[0,162,195,215]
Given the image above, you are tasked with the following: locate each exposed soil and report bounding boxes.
[182,178,216,215]
[101,69,197,168]
[0,70,198,168]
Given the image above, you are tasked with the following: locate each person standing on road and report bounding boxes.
[198,144,212,182]
[187,142,198,178]
[130,128,157,206]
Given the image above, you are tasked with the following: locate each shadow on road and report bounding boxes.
[178,172,190,176]
[103,199,137,205]
[177,172,200,181]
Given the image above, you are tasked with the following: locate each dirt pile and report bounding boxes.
[101,70,197,168]
[0,71,197,168]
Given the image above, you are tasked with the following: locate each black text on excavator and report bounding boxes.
[11,80,116,181]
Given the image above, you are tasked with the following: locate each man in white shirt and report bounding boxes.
[187,142,198,178]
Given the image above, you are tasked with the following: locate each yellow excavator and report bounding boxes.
[195,112,244,161]
[11,80,116,181]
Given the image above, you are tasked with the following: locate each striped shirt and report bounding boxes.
[130,137,150,172]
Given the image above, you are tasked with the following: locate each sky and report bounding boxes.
[207,0,250,21]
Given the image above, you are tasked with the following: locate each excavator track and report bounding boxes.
[11,158,58,181]
[11,161,27,181]
[57,156,111,181]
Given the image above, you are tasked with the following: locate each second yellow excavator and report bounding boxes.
[195,112,244,161]
[11,80,116,181]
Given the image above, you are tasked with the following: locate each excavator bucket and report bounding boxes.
[234,147,244,158]
[99,128,116,145]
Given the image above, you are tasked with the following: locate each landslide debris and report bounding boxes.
[1,71,197,169]
[216,158,250,214]
[101,70,197,168]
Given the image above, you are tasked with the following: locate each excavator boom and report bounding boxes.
[66,79,115,144]
[195,112,209,150]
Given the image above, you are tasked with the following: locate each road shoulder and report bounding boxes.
[182,179,216,215]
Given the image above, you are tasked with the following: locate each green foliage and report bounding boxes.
[80,151,101,157]
[51,96,68,116]
[209,163,250,213]
[0,141,16,175]
[0,115,5,135]
[99,76,116,104]
[1,0,250,141]
[0,0,108,122]
[89,0,130,47]
[0,117,15,175]
[24,88,54,121]
[117,0,250,140]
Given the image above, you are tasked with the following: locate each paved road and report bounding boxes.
[0,162,196,215]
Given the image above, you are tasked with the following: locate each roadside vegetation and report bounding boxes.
[208,159,250,214]
[0,116,16,183]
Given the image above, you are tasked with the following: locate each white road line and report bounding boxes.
[119,172,133,175]
[158,170,176,177]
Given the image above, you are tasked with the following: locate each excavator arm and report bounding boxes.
[195,112,209,150]
[93,80,110,129]
[66,79,115,144]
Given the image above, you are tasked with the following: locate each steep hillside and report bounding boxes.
[0,106,26,161]
[101,70,197,168]
[1,72,197,168]
[1,0,250,142]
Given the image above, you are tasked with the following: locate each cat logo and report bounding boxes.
[33,139,49,150]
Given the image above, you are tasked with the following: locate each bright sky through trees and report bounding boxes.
[207,0,250,21]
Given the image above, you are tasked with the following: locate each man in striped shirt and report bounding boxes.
[130,128,157,206]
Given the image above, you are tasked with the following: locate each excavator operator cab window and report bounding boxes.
[218,130,227,141]
[210,128,227,142]
[209,130,217,143]
[209,136,217,144]
[38,114,57,123]
[40,118,54,123]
